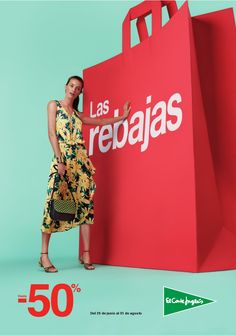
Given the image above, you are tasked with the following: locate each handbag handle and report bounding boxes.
[49,164,76,202]
[122,0,178,53]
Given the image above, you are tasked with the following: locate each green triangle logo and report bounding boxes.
[163,287,216,316]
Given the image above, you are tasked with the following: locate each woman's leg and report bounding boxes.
[40,232,57,272]
[80,224,94,269]
[41,231,51,253]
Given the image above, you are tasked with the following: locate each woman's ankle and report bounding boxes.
[41,253,49,257]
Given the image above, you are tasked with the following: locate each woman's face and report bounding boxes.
[65,78,83,99]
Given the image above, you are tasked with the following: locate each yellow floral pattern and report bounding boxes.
[41,100,96,233]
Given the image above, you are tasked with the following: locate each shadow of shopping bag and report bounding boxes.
[80,0,236,272]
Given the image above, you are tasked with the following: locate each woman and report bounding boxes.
[40,75,131,272]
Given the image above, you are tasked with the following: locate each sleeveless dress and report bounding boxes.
[41,100,96,233]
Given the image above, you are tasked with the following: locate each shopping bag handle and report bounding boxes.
[49,164,76,203]
[122,0,178,53]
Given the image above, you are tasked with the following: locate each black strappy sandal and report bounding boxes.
[79,250,95,270]
[38,252,58,273]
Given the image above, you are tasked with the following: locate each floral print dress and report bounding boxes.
[41,100,96,233]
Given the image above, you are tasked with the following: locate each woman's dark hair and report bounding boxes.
[65,75,84,111]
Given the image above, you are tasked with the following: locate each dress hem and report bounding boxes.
[41,221,94,234]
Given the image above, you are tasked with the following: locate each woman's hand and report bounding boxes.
[58,163,66,177]
[122,101,131,120]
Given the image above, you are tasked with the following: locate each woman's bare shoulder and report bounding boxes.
[47,100,57,112]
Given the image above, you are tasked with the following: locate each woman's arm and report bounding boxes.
[79,101,131,126]
[47,100,63,162]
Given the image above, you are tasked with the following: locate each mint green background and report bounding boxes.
[0,1,236,334]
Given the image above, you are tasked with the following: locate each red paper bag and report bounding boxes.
[79,0,236,272]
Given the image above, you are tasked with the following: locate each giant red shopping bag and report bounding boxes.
[79,0,236,272]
